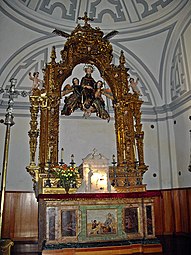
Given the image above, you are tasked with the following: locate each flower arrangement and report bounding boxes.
[52,164,79,193]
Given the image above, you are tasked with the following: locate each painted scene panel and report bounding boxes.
[124,207,139,234]
[47,207,56,240]
[146,205,153,235]
[86,209,117,236]
[61,210,77,237]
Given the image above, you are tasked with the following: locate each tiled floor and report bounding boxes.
[10,235,191,255]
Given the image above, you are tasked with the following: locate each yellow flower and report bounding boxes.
[52,164,79,188]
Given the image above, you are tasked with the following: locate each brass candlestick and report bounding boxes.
[0,78,29,254]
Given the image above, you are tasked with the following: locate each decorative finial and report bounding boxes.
[119,50,126,66]
[78,12,94,26]
[92,148,97,155]
[50,46,56,63]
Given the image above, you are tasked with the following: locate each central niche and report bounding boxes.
[60,63,113,120]
[59,64,116,166]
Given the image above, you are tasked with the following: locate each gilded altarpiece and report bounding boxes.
[27,13,162,254]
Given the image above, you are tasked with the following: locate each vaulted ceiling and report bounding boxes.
[0,0,191,119]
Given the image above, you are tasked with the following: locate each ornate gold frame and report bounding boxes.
[26,13,148,194]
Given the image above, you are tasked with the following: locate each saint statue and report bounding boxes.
[80,65,96,110]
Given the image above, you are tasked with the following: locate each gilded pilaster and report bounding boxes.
[47,48,60,164]
[39,93,48,168]
[114,102,125,166]
[133,97,146,168]
[38,47,61,169]
[28,92,40,166]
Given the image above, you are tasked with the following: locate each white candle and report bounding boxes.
[133,145,137,160]
[48,147,51,161]
[123,150,126,160]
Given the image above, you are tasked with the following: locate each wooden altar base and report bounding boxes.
[39,192,162,254]
[42,243,162,255]
[42,238,162,255]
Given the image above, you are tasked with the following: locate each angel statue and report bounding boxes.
[129,77,141,96]
[61,77,82,116]
[29,72,43,89]
[92,80,110,122]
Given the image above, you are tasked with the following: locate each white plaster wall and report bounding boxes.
[59,118,116,166]
[143,122,161,190]
[0,116,32,191]
[173,109,191,188]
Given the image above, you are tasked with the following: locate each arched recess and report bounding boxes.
[27,14,148,191]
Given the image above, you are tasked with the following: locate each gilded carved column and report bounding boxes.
[39,94,48,168]
[46,47,60,165]
[124,100,135,166]
[114,51,132,167]
[48,94,60,164]
[114,102,125,166]
[28,94,40,166]
[133,97,148,176]
[134,99,144,165]
[38,47,60,168]
[48,48,60,164]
